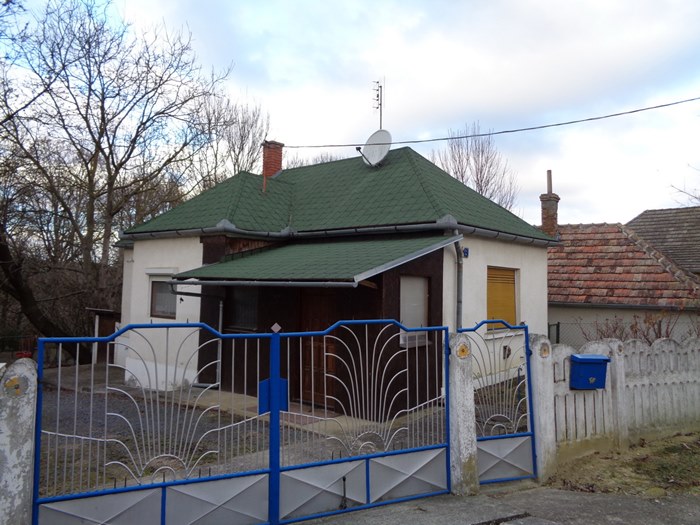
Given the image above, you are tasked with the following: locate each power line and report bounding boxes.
[285,95,700,149]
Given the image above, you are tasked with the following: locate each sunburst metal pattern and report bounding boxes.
[35,320,450,524]
[280,322,446,466]
[458,321,536,484]
[39,326,271,498]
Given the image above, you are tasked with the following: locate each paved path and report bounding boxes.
[309,485,700,525]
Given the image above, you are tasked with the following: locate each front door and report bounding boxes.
[301,290,336,406]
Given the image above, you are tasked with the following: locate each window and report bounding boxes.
[487,267,517,327]
[400,276,428,346]
[231,287,259,331]
[150,281,176,319]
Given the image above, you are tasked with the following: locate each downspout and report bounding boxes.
[454,235,463,331]
[192,297,224,389]
[216,299,223,386]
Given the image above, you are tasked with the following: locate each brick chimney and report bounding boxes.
[540,169,560,238]
[262,140,284,178]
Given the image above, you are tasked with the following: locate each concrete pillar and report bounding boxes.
[609,340,629,450]
[0,358,37,524]
[448,332,479,495]
[529,334,557,481]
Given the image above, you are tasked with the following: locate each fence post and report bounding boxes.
[0,358,37,525]
[528,334,557,481]
[448,333,479,495]
[608,340,629,450]
[268,328,281,525]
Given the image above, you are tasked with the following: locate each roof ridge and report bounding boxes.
[558,222,623,227]
[404,149,448,219]
[621,224,700,295]
[225,173,250,224]
[285,169,298,231]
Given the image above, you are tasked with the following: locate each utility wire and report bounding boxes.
[284,95,700,149]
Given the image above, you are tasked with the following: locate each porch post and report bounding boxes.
[528,334,557,480]
[448,332,479,495]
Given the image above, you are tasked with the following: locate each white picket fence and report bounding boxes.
[529,335,700,476]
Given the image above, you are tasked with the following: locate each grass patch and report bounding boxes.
[630,436,700,490]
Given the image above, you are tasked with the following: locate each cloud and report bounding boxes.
[116,0,700,222]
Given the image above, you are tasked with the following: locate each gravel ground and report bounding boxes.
[38,384,274,495]
[38,383,447,497]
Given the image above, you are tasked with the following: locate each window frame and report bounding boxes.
[399,275,430,347]
[227,287,259,332]
[150,280,177,320]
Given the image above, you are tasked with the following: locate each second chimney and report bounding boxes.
[262,140,284,179]
[540,169,560,238]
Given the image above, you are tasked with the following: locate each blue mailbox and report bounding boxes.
[569,354,611,390]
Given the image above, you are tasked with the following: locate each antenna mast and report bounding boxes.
[373,80,383,129]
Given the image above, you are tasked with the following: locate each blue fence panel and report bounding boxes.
[458,320,537,484]
[33,320,451,525]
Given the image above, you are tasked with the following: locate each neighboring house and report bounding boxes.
[540,183,700,348]
[627,206,700,279]
[118,141,554,389]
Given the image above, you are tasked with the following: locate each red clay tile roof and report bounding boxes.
[548,223,700,309]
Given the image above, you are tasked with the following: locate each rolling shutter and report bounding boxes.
[487,267,516,326]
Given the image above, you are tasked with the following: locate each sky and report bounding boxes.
[114,0,700,226]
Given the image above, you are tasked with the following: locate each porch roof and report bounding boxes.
[172,234,461,287]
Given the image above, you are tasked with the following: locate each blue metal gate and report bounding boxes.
[458,321,537,484]
[33,320,450,524]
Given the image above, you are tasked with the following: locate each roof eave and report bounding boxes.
[120,219,557,247]
[168,279,359,288]
[549,301,700,312]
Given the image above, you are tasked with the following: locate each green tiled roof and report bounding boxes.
[126,172,294,234]
[125,147,551,242]
[175,234,460,282]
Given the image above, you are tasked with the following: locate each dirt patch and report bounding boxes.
[547,431,700,497]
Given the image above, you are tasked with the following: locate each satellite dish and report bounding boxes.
[360,129,391,167]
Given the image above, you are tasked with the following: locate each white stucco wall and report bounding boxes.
[549,305,700,349]
[121,237,204,325]
[119,237,205,389]
[442,236,548,336]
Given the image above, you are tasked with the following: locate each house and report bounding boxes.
[627,206,700,279]
[540,183,700,348]
[117,141,554,390]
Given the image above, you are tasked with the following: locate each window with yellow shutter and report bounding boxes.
[487,267,517,327]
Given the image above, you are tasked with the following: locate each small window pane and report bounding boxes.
[400,276,428,327]
[232,288,258,330]
[400,276,429,347]
[151,281,176,319]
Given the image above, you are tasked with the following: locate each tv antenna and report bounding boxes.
[373,80,384,129]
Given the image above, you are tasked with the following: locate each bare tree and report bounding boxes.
[189,93,270,191]
[673,165,700,205]
[284,151,345,169]
[431,122,518,210]
[0,0,227,336]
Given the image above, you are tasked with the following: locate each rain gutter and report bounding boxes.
[119,218,559,247]
[167,279,358,289]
